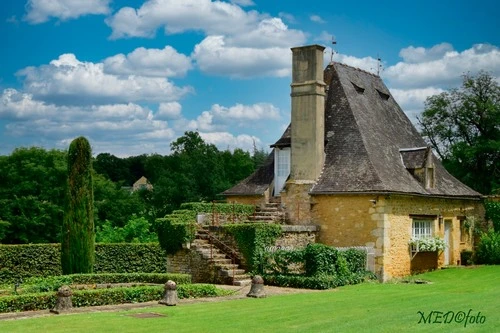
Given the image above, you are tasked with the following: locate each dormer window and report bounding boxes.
[377,89,390,100]
[351,82,365,94]
[400,147,435,189]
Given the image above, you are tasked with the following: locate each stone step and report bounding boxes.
[219,268,246,277]
[209,258,233,265]
[233,279,252,286]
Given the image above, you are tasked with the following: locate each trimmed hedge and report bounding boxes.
[224,223,282,272]
[262,272,373,290]
[180,202,255,217]
[0,284,234,313]
[21,273,191,294]
[0,243,167,284]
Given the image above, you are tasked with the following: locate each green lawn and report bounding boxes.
[1,266,498,333]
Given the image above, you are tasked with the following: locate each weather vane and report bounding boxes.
[330,36,337,62]
[376,54,383,76]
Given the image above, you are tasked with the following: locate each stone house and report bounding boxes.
[132,176,153,192]
[224,45,483,281]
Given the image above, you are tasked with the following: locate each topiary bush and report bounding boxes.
[62,136,95,274]
[155,209,197,255]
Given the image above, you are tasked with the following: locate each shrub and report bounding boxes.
[155,211,196,255]
[224,223,282,272]
[475,229,500,264]
[262,272,372,290]
[460,250,474,265]
[96,216,158,243]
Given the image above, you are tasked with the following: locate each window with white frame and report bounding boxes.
[412,219,433,239]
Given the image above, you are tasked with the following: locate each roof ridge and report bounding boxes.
[329,61,380,78]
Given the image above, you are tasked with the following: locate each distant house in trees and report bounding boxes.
[224,45,484,281]
[132,176,153,192]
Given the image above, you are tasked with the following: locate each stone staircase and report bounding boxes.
[192,229,252,286]
[247,199,285,223]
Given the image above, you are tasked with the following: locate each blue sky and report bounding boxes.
[1,0,499,156]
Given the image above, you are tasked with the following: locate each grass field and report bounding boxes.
[1,266,498,332]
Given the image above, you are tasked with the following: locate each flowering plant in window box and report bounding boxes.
[409,237,446,252]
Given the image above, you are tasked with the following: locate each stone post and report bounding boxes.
[246,275,266,298]
[159,280,178,306]
[50,285,73,314]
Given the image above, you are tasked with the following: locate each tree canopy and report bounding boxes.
[0,132,267,244]
[418,71,500,194]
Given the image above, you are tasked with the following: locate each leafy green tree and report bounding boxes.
[96,215,157,243]
[61,137,95,274]
[418,71,500,194]
[0,147,67,244]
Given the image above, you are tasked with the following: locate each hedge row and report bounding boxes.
[262,272,373,290]
[0,284,234,313]
[0,243,166,284]
[21,273,191,294]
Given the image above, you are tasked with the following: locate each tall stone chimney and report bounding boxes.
[280,45,325,225]
[290,45,326,181]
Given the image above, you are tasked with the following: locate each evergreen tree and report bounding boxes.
[61,137,95,274]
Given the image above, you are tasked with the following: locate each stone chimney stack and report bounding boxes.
[290,45,326,182]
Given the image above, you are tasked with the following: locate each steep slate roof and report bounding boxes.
[224,62,480,198]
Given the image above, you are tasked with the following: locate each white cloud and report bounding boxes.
[399,43,454,63]
[385,43,500,88]
[310,15,325,23]
[103,46,192,78]
[157,102,182,119]
[227,18,306,48]
[331,53,380,74]
[105,0,260,39]
[230,0,255,6]
[192,36,291,78]
[211,103,280,121]
[185,102,281,134]
[17,53,192,105]
[199,131,262,152]
[24,0,111,24]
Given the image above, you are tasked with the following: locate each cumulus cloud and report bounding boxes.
[105,0,259,39]
[17,53,192,106]
[199,131,262,152]
[385,43,500,88]
[226,18,306,48]
[192,36,291,77]
[185,102,281,134]
[157,102,182,119]
[0,87,178,155]
[103,46,192,77]
[310,15,325,23]
[230,0,255,6]
[24,0,111,24]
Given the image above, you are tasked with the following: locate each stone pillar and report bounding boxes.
[246,275,266,298]
[50,285,73,314]
[159,280,178,306]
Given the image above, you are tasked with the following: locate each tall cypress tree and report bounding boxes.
[61,136,95,274]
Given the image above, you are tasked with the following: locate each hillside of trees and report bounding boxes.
[0,131,268,244]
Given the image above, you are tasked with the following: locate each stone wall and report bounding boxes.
[310,193,483,281]
[384,195,482,279]
[167,249,218,283]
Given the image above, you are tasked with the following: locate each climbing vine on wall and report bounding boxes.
[224,223,282,273]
